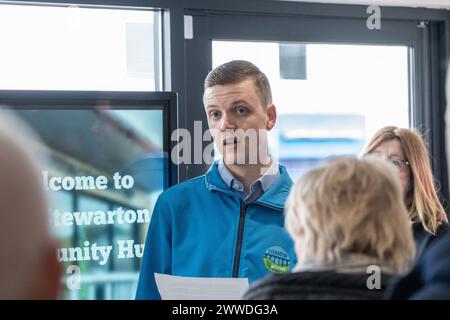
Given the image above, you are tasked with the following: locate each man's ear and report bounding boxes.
[266,104,277,131]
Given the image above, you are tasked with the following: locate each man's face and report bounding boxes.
[203,78,276,164]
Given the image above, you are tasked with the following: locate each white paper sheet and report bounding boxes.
[154,273,249,300]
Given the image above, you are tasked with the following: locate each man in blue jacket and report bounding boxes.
[136,60,296,299]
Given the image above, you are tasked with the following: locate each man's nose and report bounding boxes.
[219,115,236,131]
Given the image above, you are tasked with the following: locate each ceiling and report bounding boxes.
[278,0,450,10]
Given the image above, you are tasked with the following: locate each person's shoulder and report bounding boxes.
[244,271,331,297]
[425,227,450,259]
[245,271,392,300]
[427,222,450,247]
[437,222,450,235]
[243,272,293,300]
[386,230,450,299]
[158,175,206,201]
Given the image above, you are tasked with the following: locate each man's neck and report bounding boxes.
[224,156,273,193]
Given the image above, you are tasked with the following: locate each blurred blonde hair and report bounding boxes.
[285,156,415,274]
[363,126,448,235]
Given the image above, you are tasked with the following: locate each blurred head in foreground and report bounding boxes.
[0,109,60,299]
[285,156,415,274]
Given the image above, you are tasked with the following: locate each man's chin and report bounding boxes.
[222,152,251,165]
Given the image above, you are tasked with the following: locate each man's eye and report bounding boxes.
[210,111,220,119]
[236,107,248,115]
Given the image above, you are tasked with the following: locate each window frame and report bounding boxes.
[3,0,450,208]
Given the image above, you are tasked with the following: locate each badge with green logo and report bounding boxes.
[263,246,291,273]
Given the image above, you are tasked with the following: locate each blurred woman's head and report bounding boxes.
[363,126,448,235]
[286,156,415,274]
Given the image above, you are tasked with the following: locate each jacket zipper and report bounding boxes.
[232,201,247,277]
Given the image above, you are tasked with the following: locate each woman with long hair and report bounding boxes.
[363,126,449,258]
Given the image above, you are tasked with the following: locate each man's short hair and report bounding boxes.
[204,60,273,107]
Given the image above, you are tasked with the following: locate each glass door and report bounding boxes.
[212,41,410,180]
[185,11,417,179]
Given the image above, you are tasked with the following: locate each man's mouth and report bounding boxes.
[223,137,238,146]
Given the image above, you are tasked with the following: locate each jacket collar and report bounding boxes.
[294,253,398,275]
[204,160,293,211]
[218,157,280,193]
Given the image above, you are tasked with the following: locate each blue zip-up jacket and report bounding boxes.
[136,161,296,299]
